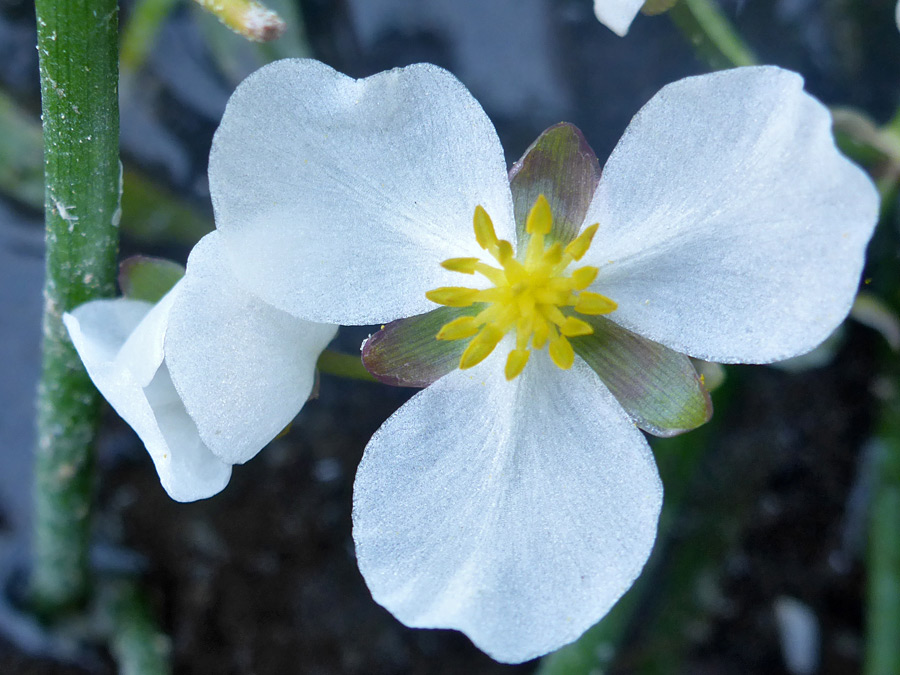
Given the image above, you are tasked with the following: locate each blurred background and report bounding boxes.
[2,0,900,672]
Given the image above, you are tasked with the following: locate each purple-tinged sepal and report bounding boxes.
[361,306,480,387]
[571,316,712,436]
[509,122,601,248]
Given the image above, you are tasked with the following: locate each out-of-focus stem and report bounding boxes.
[865,400,900,675]
[31,0,121,615]
[101,580,172,675]
[120,0,181,72]
[668,0,758,70]
[193,0,286,42]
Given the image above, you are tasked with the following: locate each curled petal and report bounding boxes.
[353,351,662,663]
[584,66,879,363]
[210,59,514,325]
[165,232,337,464]
[64,297,232,502]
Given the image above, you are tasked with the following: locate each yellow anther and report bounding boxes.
[428,200,616,379]
[565,223,599,261]
[542,242,564,267]
[526,194,553,235]
[495,239,515,265]
[559,316,594,337]
[460,326,504,369]
[474,205,499,249]
[548,335,575,370]
[570,266,598,290]
[425,287,480,307]
[436,316,481,341]
[532,315,550,350]
[574,292,617,315]
[441,257,480,274]
[505,349,530,380]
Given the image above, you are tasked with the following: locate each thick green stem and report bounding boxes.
[100,580,172,675]
[668,0,758,70]
[865,398,900,674]
[32,0,120,615]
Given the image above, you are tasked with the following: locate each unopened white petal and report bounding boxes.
[210,59,514,325]
[593,0,644,36]
[353,351,662,663]
[64,298,232,502]
[583,66,878,363]
[165,232,337,464]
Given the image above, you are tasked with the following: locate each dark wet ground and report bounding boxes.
[1,0,899,672]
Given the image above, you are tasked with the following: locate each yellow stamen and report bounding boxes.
[474,205,498,250]
[425,287,481,307]
[428,197,616,379]
[460,326,504,369]
[526,194,553,235]
[574,292,617,315]
[441,257,480,274]
[559,316,594,337]
[565,223,599,261]
[505,349,530,380]
[570,266,598,290]
[436,316,481,340]
[548,335,575,370]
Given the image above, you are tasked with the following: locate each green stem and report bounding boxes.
[120,0,181,73]
[31,0,121,615]
[865,400,900,675]
[317,350,377,383]
[100,579,172,675]
[668,0,758,70]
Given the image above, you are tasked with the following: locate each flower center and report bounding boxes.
[425,195,617,380]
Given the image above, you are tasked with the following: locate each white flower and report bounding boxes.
[64,232,336,501]
[593,0,646,36]
[208,59,877,662]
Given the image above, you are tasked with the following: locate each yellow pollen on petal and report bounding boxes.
[428,196,616,379]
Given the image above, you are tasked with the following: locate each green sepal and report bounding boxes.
[571,316,712,437]
[361,306,481,388]
[118,255,185,303]
[509,122,601,248]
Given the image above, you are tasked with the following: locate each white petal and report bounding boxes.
[583,66,879,363]
[210,59,514,325]
[593,0,645,36]
[165,232,337,464]
[64,299,232,502]
[353,351,662,663]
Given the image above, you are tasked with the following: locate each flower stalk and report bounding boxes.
[193,0,286,42]
[32,0,120,614]
[865,383,900,675]
[668,0,758,69]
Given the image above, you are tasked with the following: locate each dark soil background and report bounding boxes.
[1,0,899,673]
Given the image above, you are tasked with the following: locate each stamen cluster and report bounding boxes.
[426,195,617,380]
